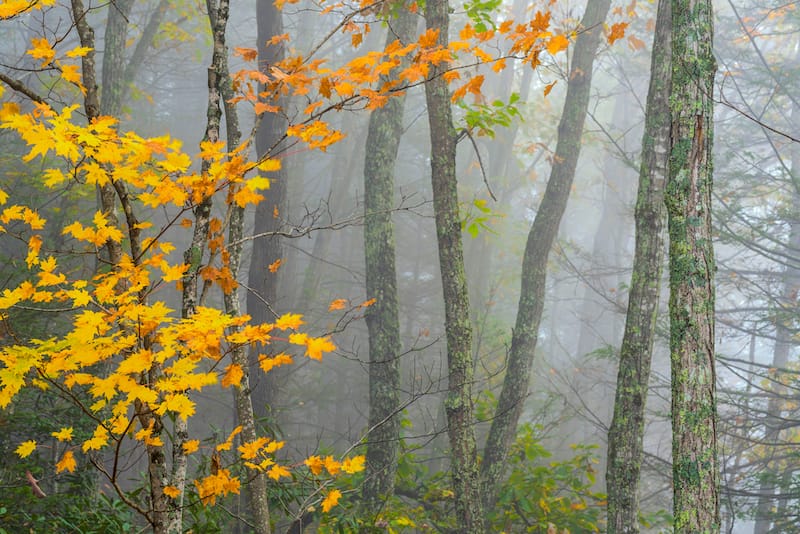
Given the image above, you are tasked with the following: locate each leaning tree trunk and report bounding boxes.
[424,0,483,531]
[361,6,417,516]
[666,0,719,531]
[605,1,671,532]
[480,0,611,513]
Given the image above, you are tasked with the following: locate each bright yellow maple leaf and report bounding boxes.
[321,489,342,512]
[27,38,55,66]
[156,393,195,420]
[267,464,290,481]
[259,352,293,374]
[546,34,570,55]
[238,437,269,460]
[304,455,325,475]
[323,455,341,476]
[275,313,303,330]
[56,450,77,473]
[82,425,109,452]
[341,455,365,474]
[183,439,200,455]
[15,440,36,458]
[304,336,337,361]
[51,427,73,441]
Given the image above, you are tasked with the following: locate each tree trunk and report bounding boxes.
[362,6,417,517]
[605,1,671,532]
[480,0,611,513]
[667,0,719,531]
[247,0,290,426]
[424,1,483,530]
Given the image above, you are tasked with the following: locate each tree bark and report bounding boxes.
[480,0,611,513]
[605,1,671,532]
[361,6,417,517]
[248,0,289,414]
[667,0,720,531]
[424,1,483,531]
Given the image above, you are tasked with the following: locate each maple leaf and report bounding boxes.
[27,38,55,66]
[51,427,73,442]
[418,28,440,48]
[304,455,325,475]
[221,363,244,388]
[341,455,365,474]
[268,258,282,273]
[267,464,290,480]
[328,298,348,311]
[82,425,109,452]
[544,80,557,96]
[56,450,77,473]
[321,489,342,512]
[15,440,36,458]
[183,439,200,454]
[324,455,341,475]
[216,426,243,452]
[546,34,570,55]
[304,336,336,360]
[259,352,293,374]
[163,486,181,498]
[607,22,628,45]
[238,437,269,460]
[233,47,258,61]
[275,313,304,330]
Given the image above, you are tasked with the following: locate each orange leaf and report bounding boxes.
[234,47,258,61]
[608,22,628,45]
[268,259,282,273]
[543,81,557,96]
[418,28,440,48]
[328,298,348,311]
[546,34,569,55]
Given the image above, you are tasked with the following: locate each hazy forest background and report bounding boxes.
[0,0,795,532]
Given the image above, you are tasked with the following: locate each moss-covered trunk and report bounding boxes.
[423,1,483,530]
[362,6,417,517]
[480,0,611,514]
[605,1,671,532]
[667,1,719,531]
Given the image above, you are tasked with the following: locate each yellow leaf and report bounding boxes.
[221,363,244,388]
[238,437,269,460]
[305,455,325,475]
[15,440,36,458]
[341,455,365,474]
[183,439,200,454]
[267,464,290,480]
[216,426,243,451]
[304,336,336,360]
[56,450,77,473]
[51,427,73,442]
[546,34,570,55]
[275,313,303,330]
[321,489,342,512]
[257,158,281,172]
[27,38,55,66]
[324,455,341,475]
[82,425,109,452]
[259,352,293,374]
[328,298,348,311]
[163,485,181,498]
[65,46,93,58]
[233,47,258,61]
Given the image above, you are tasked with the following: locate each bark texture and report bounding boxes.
[424,1,483,530]
[480,0,611,513]
[248,0,289,413]
[667,0,720,531]
[362,6,417,516]
[605,1,671,531]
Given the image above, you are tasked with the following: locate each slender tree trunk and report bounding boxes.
[667,0,719,531]
[605,2,671,532]
[362,6,417,516]
[480,0,611,513]
[248,0,289,415]
[424,1,483,530]
[752,87,800,534]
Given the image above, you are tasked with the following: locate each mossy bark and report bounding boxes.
[424,1,483,531]
[605,1,671,532]
[667,1,720,531]
[480,0,611,514]
[362,6,417,518]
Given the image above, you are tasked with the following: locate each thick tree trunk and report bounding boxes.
[362,6,417,516]
[424,1,483,531]
[248,0,289,416]
[605,1,671,532]
[667,0,719,531]
[480,0,611,513]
